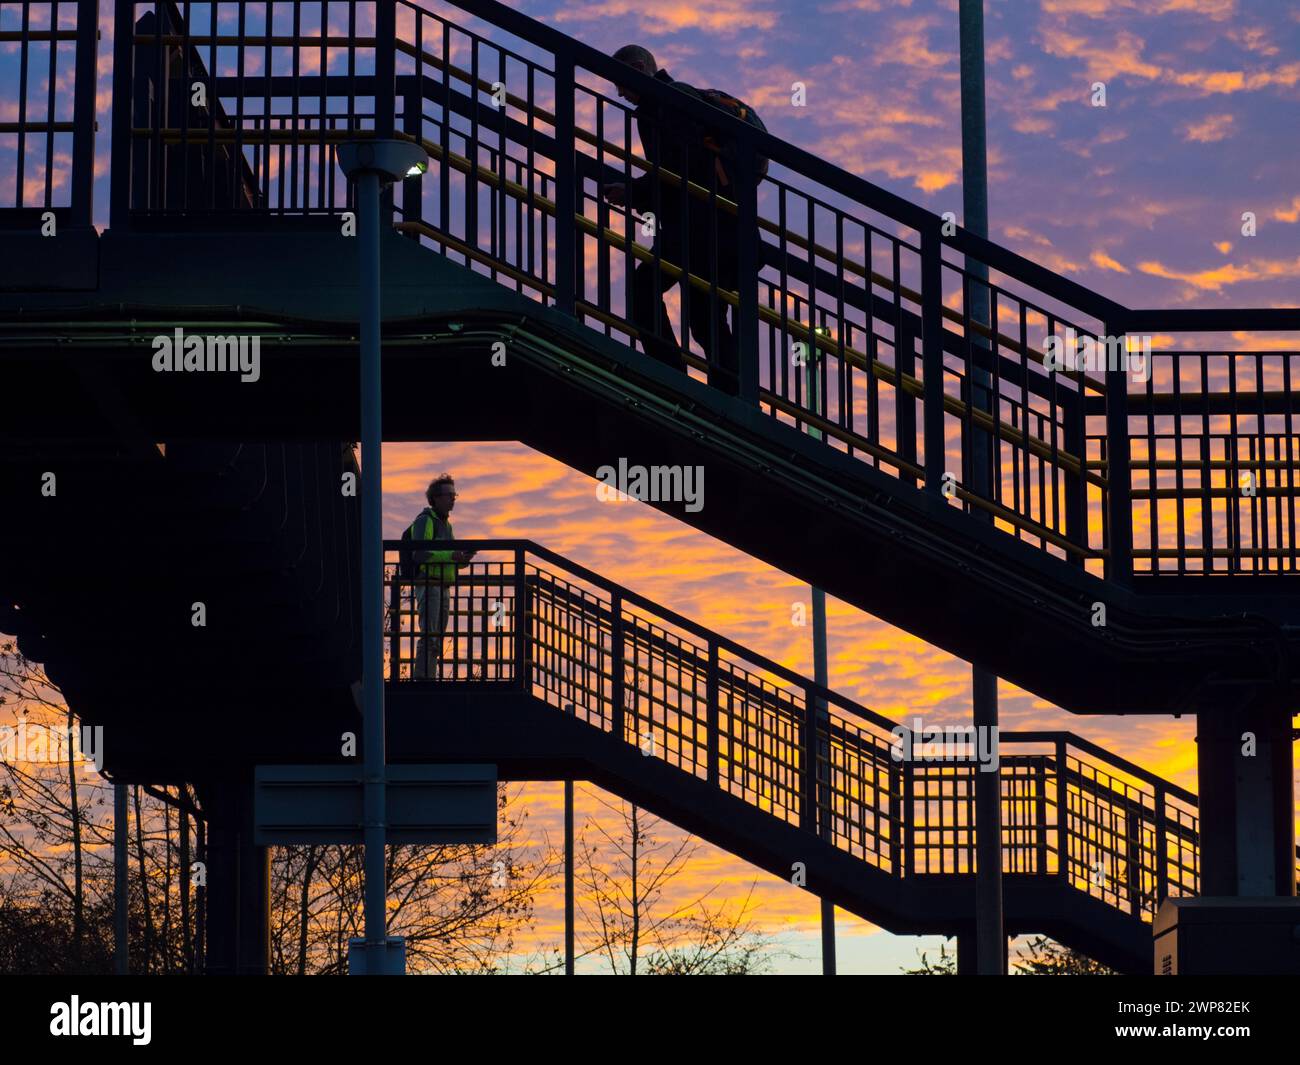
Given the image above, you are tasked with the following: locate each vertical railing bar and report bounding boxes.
[318,2,329,211]
[1154,784,1168,907]
[734,131,759,404]
[374,0,396,136]
[289,0,303,213]
[609,591,624,740]
[235,0,248,207]
[1056,737,1068,887]
[777,187,789,408]
[1172,352,1187,573]
[1104,318,1133,584]
[1228,353,1240,572]
[706,639,719,788]
[16,0,31,210]
[513,547,527,690]
[44,0,59,208]
[1035,755,1048,875]
[70,0,100,226]
[921,223,945,493]
[551,51,575,315]
[110,0,136,224]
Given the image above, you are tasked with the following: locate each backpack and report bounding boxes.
[698,89,769,181]
[398,507,436,580]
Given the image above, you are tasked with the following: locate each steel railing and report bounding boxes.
[3,1,1290,579]
[382,539,1299,922]
[2,2,1295,577]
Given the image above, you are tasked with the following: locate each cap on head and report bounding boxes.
[613,44,657,77]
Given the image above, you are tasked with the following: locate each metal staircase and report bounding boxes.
[1,0,1297,973]
[382,539,1299,973]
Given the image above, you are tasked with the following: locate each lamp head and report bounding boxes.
[337,139,429,184]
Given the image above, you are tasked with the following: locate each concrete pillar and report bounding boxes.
[1196,700,1295,897]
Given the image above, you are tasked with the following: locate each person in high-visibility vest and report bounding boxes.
[408,473,475,679]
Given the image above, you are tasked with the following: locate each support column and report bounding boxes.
[1196,700,1295,897]
[199,775,270,975]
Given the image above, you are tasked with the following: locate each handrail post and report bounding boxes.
[895,322,919,487]
[1056,737,1069,885]
[70,1,100,228]
[609,592,625,741]
[801,688,818,834]
[1104,318,1134,584]
[734,139,760,405]
[374,2,396,137]
[1062,386,1087,563]
[1154,785,1168,905]
[1034,756,1048,876]
[513,547,528,692]
[1124,795,1143,915]
[706,640,719,788]
[552,55,576,316]
[921,223,946,494]
[375,2,397,220]
[386,551,402,681]
[901,759,914,877]
[109,0,135,227]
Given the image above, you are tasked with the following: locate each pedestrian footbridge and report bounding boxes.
[1,0,1297,973]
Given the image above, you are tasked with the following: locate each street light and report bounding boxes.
[805,324,835,975]
[337,137,428,976]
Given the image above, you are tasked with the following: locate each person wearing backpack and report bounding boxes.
[602,45,766,398]
[402,473,474,679]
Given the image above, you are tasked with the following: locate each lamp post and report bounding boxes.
[806,326,835,975]
[336,138,428,975]
[957,0,1005,976]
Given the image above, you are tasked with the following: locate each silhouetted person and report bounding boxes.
[407,474,474,679]
[602,44,745,397]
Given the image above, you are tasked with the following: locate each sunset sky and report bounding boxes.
[4,0,1298,972]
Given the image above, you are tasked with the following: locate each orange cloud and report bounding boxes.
[1273,196,1300,224]
[552,0,779,35]
[1137,256,1300,291]
[1091,249,1129,273]
[1183,113,1234,142]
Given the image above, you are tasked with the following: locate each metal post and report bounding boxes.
[1104,319,1134,585]
[70,1,99,228]
[734,141,760,404]
[514,547,528,690]
[706,640,720,788]
[553,57,576,316]
[805,350,835,975]
[114,782,128,975]
[374,4,396,137]
[1056,737,1069,886]
[564,779,575,975]
[960,0,1004,977]
[109,0,135,226]
[800,690,818,835]
[357,167,388,972]
[920,225,945,493]
[1153,786,1168,905]
[610,592,625,742]
[971,665,1003,974]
